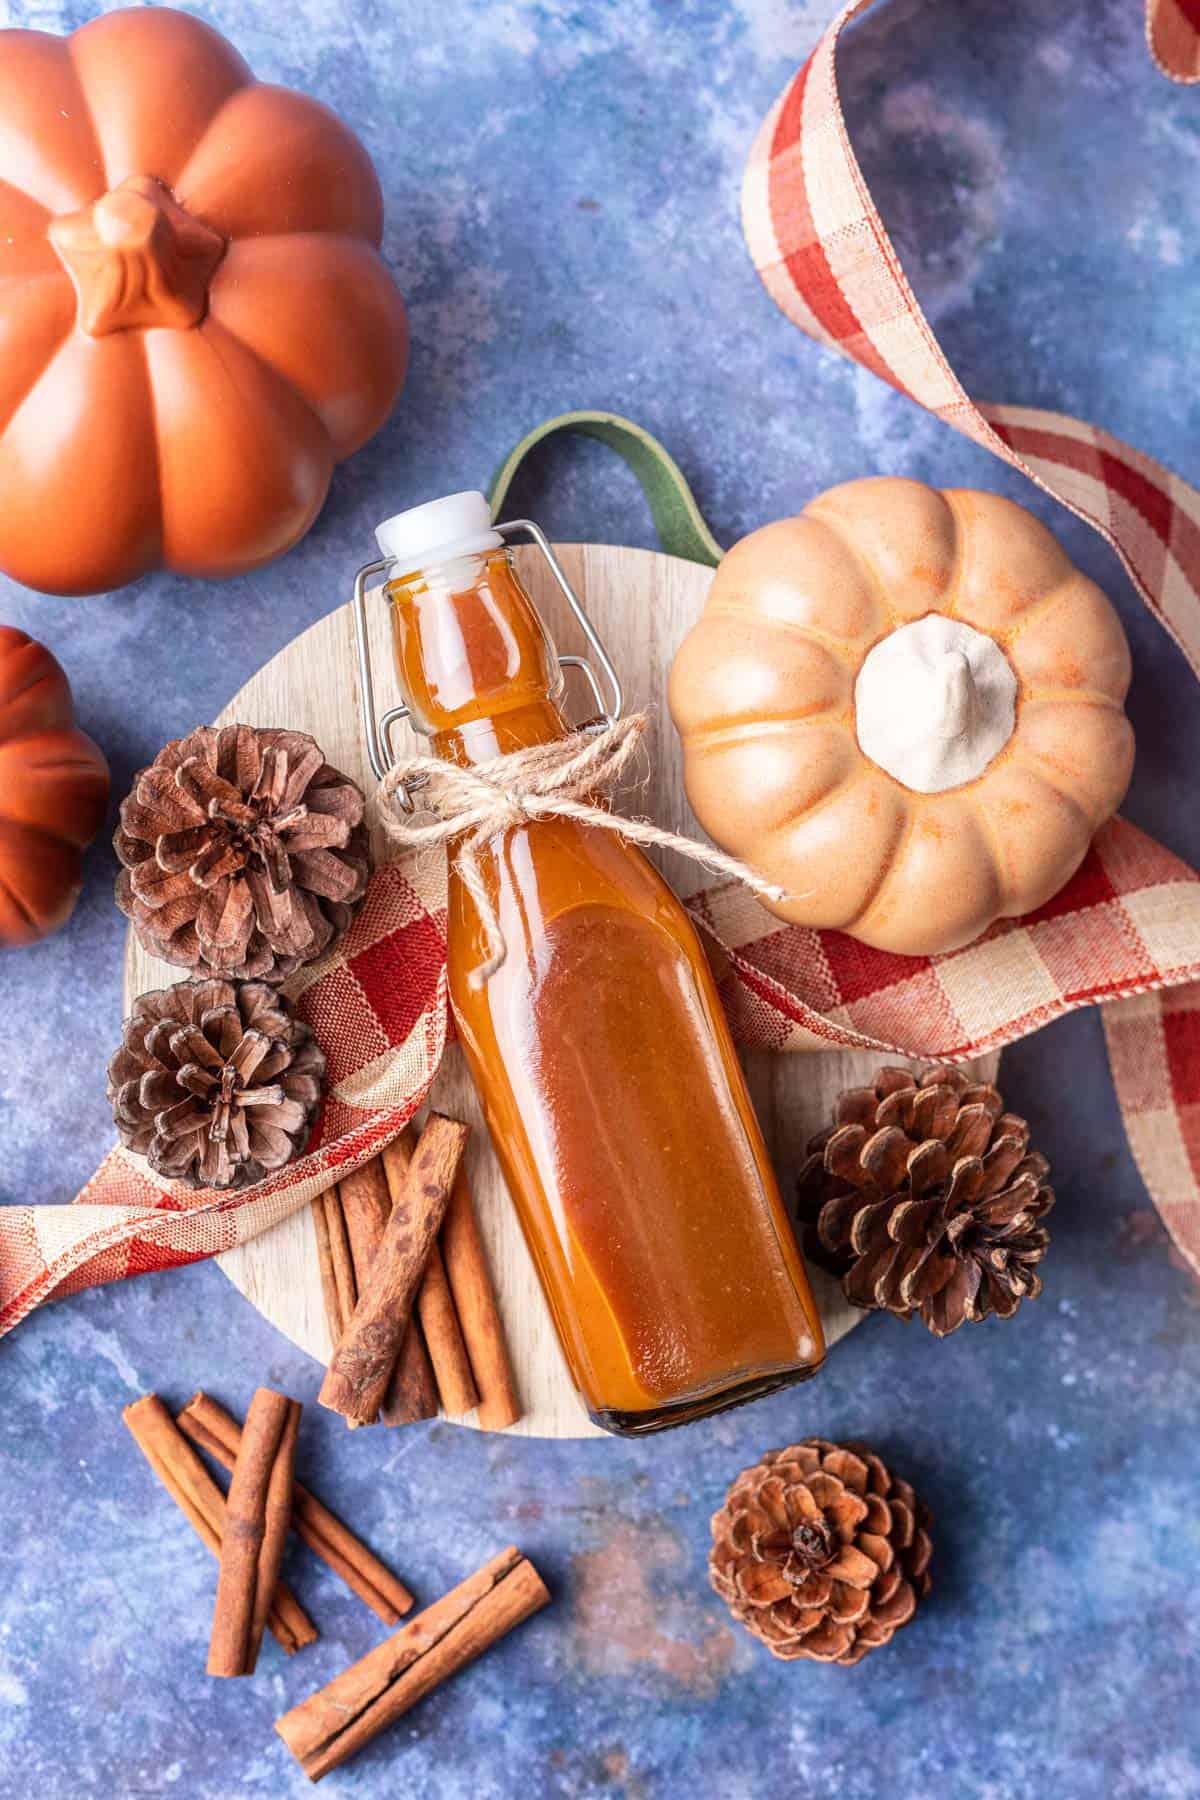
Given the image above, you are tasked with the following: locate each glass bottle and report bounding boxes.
[373,492,824,1433]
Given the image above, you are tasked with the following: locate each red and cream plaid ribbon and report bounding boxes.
[736,0,1200,1282]
[2,0,1198,1336]
[0,860,451,1332]
[1149,0,1200,80]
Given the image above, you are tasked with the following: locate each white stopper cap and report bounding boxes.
[854,613,1017,793]
[375,491,503,570]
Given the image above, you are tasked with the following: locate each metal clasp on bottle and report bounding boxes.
[352,518,625,805]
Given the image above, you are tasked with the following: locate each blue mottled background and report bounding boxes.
[1,1,1198,1795]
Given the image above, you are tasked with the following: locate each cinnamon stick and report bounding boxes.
[207,1388,301,1677]
[312,1183,356,1345]
[442,1166,522,1429]
[176,1392,413,1625]
[381,1315,440,1426]
[340,1150,438,1426]
[122,1394,316,1655]
[382,1135,478,1416]
[338,1156,391,1264]
[275,1546,549,1781]
[311,1189,340,1337]
[417,1241,479,1415]
[319,1116,468,1427]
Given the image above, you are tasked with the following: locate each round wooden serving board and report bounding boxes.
[124,543,998,1438]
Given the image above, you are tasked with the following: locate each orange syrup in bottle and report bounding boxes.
[378,494,824,1431]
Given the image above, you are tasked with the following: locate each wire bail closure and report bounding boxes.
[352,519,625,809]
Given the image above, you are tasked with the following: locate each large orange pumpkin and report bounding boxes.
[0,8,408,595]
[0,625,109,944]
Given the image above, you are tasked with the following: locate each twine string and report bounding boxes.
[375,713,788,988]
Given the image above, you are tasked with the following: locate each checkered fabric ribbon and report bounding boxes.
[736,0,1200,1277]
[1149,0,1200,80]
[1,0,1198,1336]
[0,860,451,1332]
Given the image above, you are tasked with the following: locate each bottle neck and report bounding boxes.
[429,705,567,767]
[385,549,569,767]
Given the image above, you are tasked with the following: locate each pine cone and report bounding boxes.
[115,724,369,982]
[107,978,325,1190]
[796,1065,1053,1336]
[710,1439,932,1665]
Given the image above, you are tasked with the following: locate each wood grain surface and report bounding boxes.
[124,543,998,1438]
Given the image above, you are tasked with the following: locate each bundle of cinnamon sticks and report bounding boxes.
[123,1388,413,1675]
[314,1113,521,1432]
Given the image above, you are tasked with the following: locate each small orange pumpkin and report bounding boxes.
[0,625,109,944]
[669,478,1135,956]
[0,7,407,595]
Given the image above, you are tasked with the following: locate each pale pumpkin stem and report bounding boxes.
[929,651,976,743]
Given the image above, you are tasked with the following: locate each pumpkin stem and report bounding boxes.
[48,175,226,337]
[929,650,975,742]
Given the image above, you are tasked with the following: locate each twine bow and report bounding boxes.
[376,713,788,989]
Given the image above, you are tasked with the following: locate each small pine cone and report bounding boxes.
[115,723,369,982]
[710,1439,932,1665]
[107,978,325,1190]
[796,1065,1053,1336]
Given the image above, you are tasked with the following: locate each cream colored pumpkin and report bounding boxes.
[668,477,1134,956]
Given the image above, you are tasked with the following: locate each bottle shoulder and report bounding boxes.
[446,816,708,994]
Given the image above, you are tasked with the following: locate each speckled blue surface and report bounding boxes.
[1,2,1198,1795]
